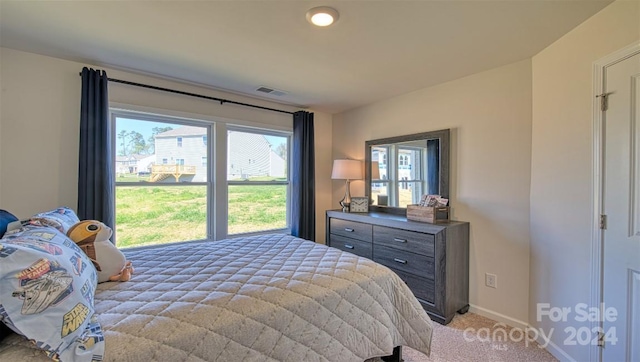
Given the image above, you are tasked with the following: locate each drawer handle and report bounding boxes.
[344,244,354,249]
[344,228,354,232]
[394,258,407,264]
[393,238,408,243]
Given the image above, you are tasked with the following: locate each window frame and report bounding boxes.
[110,108,292,246]
[111,110,214,245]
[226,125,292,236]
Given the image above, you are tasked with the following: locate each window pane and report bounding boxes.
[115,185,207,248]
[115,118,208,183]
[398,181,423,208]
[398,147,423,181]
[227,130,287,181]
[371,182,389,206]
[228,184,287,234]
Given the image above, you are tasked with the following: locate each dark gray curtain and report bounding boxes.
[291,111,315,241]
[78,67,114,229]
[427,139,439,195]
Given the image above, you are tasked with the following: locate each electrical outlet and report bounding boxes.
[485,273,497,288]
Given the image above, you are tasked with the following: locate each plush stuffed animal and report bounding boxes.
[67,220,129,283]
[109,261,134,282]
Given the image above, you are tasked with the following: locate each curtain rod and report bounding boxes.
[79,73,295,115]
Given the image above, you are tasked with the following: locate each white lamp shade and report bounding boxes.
[371,161,381,180]
[331,159,363,180]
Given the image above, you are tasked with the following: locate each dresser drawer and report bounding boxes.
[329,234,373,259]
[373,226,434,257]
[330,218,372,242]
[373,245,434,277]
[391,267,435,304]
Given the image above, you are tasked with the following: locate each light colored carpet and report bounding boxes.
[374,312,558,362]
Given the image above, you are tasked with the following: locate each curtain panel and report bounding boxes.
[78,67,114,230]
[291,111,315,241]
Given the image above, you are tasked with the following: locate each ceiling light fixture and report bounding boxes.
[306,6,339,27]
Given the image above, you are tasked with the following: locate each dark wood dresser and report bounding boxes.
[326,210,469,325]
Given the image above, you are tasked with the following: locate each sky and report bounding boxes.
[115,117,286,156]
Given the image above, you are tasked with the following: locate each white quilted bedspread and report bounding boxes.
[1,234,432,362]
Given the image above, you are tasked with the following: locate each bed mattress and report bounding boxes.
[1,234,432,361]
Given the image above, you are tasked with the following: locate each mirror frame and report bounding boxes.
[365,128,450,214]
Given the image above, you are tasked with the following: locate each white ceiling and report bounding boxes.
[0,0,612,114]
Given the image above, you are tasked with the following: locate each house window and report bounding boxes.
[370,145,425,208]
[227,128,290,235]
[111,110,291,247]
[113,113,210,248]
[371,146,389,206]
[203,135,207,146]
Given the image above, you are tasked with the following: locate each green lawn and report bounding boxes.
[115,185,286,248]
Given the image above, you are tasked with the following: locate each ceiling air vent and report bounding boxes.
[256,86,287,97]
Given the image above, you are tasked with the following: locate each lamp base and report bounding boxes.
[339,179,352,213]
[339,200,350,213]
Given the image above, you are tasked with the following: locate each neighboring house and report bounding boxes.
[154,126,208,182]
[135,154,155,175]
[115,154,155,175]
[153,126,285,182]
[228,130,285,180]
[371,148,418,181]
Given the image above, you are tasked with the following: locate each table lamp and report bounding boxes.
[331,159,363,212]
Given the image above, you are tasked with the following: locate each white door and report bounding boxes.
[603,50,640,362]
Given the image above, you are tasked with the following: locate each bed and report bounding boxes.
[1,232,433,361]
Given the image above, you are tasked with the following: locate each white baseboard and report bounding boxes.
[468,304,574,362]
[539,338,576,362]
[468,304,529,330]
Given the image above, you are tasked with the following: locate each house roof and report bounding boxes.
[115,154,154,162]
[155,126,206,138]
[0,1,612,113]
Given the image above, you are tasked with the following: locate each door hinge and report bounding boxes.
[596,93,610,111]
[597,330,606,348]
[600,214,607,230]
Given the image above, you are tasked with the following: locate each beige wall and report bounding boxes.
[0,48,332,242]
[333,59,533,324]
[530,1,640,360]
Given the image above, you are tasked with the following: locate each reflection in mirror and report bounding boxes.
[366,129,449,212]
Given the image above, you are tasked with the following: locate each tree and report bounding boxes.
[275,143,287,160]
[128,131,146,155]
[118,130,129,156]
[146,126,173,154]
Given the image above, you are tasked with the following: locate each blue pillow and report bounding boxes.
[0,209,18,238]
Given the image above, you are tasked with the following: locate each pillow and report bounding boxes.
[0,224,104,362]
[32,207,80,234]
[0,209,18,238]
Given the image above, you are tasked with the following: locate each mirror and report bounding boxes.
[365,129,449,213]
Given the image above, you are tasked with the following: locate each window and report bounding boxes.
[370,144,425,208]
[113,113,210,249]
[112,110,291,248]
[396,147,424,207]
[227,128,290,235]
[371,146,389,206]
